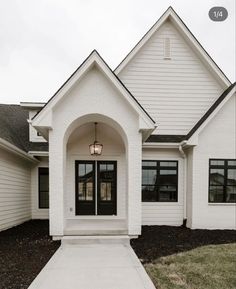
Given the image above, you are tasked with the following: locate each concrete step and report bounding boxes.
[64,229,128,236]
[61,235,130,246]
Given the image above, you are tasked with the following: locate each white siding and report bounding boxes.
[0,148,31,231]
[118,20,224,134]
[31,157,49,219]
[190,93,236,229]
[142,148,184,225]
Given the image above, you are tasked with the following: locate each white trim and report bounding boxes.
[28,151,49,157]
[20,102,45,108]
[0,138,39,163]
[208,203,236,206]
[115,7,230,88]
[142,142,180,149]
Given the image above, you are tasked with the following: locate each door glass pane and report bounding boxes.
[142,161,157,167]
[228,160,236,166]
[78,163,94,201]
[209,185,224,202]
[210,169,224,185]
[99,163,115,202]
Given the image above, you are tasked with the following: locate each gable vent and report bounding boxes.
[164,38,171,59]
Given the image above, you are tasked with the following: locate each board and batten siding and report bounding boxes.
[0,148,31,231]
[142,148,184,226]
[118,20,224,135]
[31,157,49,219]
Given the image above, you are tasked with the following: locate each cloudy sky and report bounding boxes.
[0,0,235,104]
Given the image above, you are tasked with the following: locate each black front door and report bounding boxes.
[75,161,117,215]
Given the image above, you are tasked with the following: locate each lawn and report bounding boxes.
[131,226,236,289]
[145,243,236,289]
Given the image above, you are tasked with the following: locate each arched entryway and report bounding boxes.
[63,114,128,235]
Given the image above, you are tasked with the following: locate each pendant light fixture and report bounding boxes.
[89,122,103,155]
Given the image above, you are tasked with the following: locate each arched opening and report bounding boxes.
[63,114,128,234]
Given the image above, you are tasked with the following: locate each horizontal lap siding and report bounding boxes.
[118,20,223,135]
[0,148,31,231]
[142,149,184,226]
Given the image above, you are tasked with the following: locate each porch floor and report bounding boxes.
[28,239,155,289]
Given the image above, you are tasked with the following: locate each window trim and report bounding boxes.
[208,158,236,203]
[142,160,178,203]
[38,167,49,209]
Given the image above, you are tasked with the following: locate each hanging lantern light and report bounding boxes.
[89,122,103,155]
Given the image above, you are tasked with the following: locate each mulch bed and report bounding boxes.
[0,220,60,289]
[131,225,236,264]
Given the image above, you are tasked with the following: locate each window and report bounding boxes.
[38,168,49,208]
[142,160,178,202]
[209,159,236,203]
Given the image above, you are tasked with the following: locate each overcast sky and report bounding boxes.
[0,0,235,104]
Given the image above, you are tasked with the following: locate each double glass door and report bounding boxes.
[75,161,117,215]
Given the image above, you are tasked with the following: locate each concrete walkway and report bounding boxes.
[28,237,156,289]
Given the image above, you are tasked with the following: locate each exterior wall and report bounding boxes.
[49,65,142,236]
[31,156,49,219]
[142,148,184,226]
[118,20,223,135]
[190,94,236,229]
[0,148,31,231]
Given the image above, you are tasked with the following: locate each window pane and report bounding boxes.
[210,169,224,185]
[210,160,224,166]
[142,185,156,201]
[209,186,224,202]
[159,174,177,186]
[142,169,157,185]
[142,161,157,166]
[160,161,177,167]
[227,169,236,185]
[39,191,49,208]
[159,187,177,202]
[160,169,177,175]
[100,182,112,201]
[100,164,106,171]
[39,168,49,209]
[107,164,114,171]
[86,164,93,174]
[226,186,236,203]
[228,160,236,166]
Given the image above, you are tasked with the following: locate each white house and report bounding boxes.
[0,7,235,238]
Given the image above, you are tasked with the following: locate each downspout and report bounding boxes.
[179,140,187,226]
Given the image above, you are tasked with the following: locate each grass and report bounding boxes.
[145,243,236,289]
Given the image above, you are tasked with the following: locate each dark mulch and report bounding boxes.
[0,220,60,289]
[131,225,236,264]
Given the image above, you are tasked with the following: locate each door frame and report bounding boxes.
[75,160,117,216]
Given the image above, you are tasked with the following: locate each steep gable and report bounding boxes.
[116,8,230,135]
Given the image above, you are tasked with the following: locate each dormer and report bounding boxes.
[20,102,47,142]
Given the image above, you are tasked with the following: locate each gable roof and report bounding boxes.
[186,82,236,140]
[0,104,48,152]
[32,50,155,128]
[115,6,231,87]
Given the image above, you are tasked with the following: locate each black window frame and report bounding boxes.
[142,160,178,202]
[38,167,49,209]
[209,159,236,203]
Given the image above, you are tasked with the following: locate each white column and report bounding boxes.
[49,130,65,236]
[127,133,142,235]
